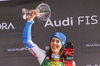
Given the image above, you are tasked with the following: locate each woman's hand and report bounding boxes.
[27,9,38,21]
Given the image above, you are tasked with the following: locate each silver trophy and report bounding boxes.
[22,3,51,21]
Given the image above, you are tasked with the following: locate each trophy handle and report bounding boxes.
[22,8,32,20]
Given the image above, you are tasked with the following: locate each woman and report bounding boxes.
[23,10,75,66]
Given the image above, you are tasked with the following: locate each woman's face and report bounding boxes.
[50,37,62,55]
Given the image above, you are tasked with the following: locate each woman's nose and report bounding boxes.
[54,41,57,44]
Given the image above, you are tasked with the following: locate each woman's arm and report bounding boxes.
[22,10,46,65]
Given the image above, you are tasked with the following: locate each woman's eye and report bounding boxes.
[56,40,60,43]
[51,39,54,42]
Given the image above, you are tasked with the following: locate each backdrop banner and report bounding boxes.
[0,0,100,66]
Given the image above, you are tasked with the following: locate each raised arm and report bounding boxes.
[23,9,37,49]
[22,10,46,65]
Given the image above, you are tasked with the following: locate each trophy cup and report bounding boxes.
[22,3,51,21]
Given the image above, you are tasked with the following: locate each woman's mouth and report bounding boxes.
[52,46,58,49]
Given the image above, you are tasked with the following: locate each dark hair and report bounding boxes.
[46,46,64,58]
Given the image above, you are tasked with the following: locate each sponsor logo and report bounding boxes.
[49,62,61,66]
[7,47,28,52]
[4,45,32,57]
[44,15,98,27]
[86,64,100,66]
[0,22,15,30]
[86,44,100,47]
[82,40,100,52]
[54,33,60,37]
